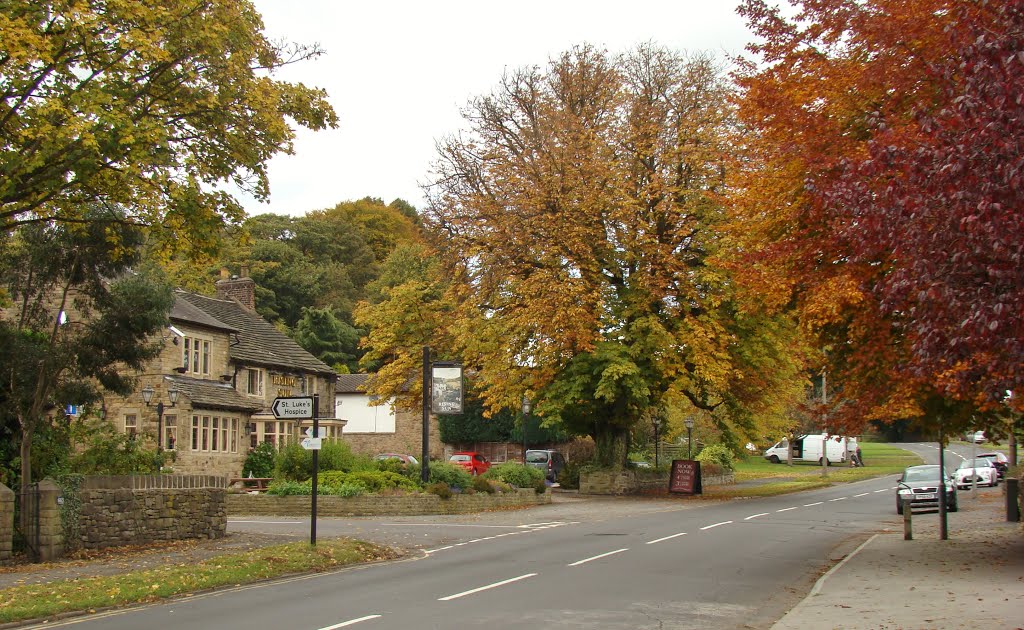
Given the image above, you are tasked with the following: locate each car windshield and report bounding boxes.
[959,459,990,468]
[903,468,941,482]
[526,452,549,463]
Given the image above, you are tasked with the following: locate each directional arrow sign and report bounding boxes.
[301,437,322,450]
[304,427,327,438]
[272,396,314,419]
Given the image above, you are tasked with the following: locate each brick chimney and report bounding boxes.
[215,266,256,311]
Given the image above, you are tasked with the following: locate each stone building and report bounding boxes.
[335,374,442,460]
[103,271,341,477]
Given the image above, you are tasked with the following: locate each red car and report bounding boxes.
[449,451,490,475]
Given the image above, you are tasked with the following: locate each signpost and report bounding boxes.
[272,395,318,545]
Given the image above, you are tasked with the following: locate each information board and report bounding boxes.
[669,459,702,495]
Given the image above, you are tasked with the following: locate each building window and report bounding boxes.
[211,418,220,452]
[190,415,239,452]
[263,420,290,447]
[164,414,177,450]
[247,368,264,396]
[124,414,137,439]
[182,336,211,376]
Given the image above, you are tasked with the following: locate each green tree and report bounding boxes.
[0,213,175,496]
[294,306,362,373]
[0,0,337,256]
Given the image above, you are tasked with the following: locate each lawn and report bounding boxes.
[0,539,398,624]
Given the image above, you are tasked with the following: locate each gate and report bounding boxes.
[15,482,40,562]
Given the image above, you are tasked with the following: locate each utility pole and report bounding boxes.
[821,370,828,478]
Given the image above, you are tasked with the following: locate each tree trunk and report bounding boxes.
[593,425,630,469]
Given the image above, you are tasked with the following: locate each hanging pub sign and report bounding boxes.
[431,362,464,415]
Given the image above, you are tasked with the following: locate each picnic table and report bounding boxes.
[229,477,273,492]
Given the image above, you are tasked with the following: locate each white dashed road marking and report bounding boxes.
[569,548,629,567]
[700,521,733,530]
[318,615,382,629]
[646,532,687,544]
[438,574,537,601]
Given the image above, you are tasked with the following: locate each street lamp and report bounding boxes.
[522,395,532,463]
[142,384,179,457]
[685,416,695,460]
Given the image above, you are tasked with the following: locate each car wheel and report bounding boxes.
[989,477,998,487]
[768,455,780,464]
[818,457,830,466]
[948,497,958,512]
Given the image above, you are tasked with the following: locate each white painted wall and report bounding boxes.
[336,393,395,433]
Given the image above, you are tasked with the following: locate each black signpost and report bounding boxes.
[669,459,702,495]
[271,395,317,544]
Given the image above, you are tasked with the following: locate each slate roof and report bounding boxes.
[336,373,370,394]
[176,290,336,377]
[165,375,263,413]
[169,296,237,333]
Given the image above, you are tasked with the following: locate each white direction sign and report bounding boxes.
[272,396,314,419]
[304,427,327,438]
[301,437,322,450]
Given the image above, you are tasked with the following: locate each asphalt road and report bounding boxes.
[36,478,909,630]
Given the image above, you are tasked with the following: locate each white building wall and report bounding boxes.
[337,394,395,433]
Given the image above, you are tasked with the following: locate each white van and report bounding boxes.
[763,434,855,465]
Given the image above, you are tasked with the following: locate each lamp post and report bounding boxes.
[685,416,695,460]
[141,385,179,459]
[521,395,532,463]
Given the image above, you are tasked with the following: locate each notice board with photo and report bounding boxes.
[669,459,702,495]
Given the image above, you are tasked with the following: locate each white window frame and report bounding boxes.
[182,335,212,377]
[246,368,264,396]
[123,413,137,438]
[163,414,177,450]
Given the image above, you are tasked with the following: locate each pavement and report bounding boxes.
[1,482,1021,629]
[772,487,1024,630]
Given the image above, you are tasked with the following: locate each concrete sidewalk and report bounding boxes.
[772,489,1024,630]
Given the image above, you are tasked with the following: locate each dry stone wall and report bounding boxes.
[228,488,550,517]
[0,483,12,561]
[74,475,227,550]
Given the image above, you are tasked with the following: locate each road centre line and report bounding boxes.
[318,615,382,629]
[700,521,733,530]
[745,513,770,520]
[874,489,889,493]
[854,493,870,497]
[438,573,537,601]
[776,507,799,512]
[803,502,823,507]
[828,497,847,502]
[646,532,687,544]
[229,520,302,524]
[569,548,629,566]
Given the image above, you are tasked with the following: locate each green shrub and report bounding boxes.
[534,478,547,494]
[266,480,309,496]
[427,461,472,489]
[471,475,495,494]
[320,482,367,497]
[558,460,582,489]
[426,481,452,499]
[696,443,736,472]
[317,440,364,472]
[319,470,420,493]
[482,462,543,488]
[274,443,312,481]
[242,441,276,478]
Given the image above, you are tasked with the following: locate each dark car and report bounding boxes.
[977,452,1009,479]
[896,464,958,514]
[525,449,566,481]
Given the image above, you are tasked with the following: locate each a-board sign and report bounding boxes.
[669,459,702,495]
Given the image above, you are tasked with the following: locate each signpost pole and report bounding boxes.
[421,346,430,484]
[311,394,319,546]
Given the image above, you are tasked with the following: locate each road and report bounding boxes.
[34,444,1005,630]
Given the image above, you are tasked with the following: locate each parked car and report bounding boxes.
[976,452,1009,479]
[374,453,419,466]
[954,458,999,488]
[449,451,490,475]
[896,465,958,514]
[525,449,567,481]
[970,431,987,444]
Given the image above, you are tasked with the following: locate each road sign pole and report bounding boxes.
[311,394,319,546]
[421,346,430,484]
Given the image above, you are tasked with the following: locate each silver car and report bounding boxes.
[896,465,958,514]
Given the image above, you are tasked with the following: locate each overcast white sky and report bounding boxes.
[242,1,758,217]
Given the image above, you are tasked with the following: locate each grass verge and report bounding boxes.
[0,539,398,624]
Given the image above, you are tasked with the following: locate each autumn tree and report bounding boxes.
[732,0,1023,435]
[0,0,337,256]
[415,45,805,465]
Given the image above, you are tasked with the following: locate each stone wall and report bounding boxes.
[228,488,550,517]
[580,468,735,495]
[74,475,227,550]
[0,483,12,561]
